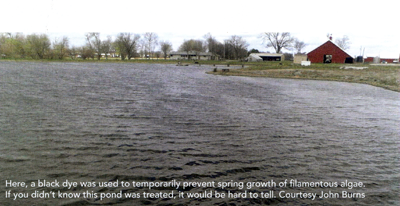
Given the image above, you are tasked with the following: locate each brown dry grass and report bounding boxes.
[207,63,400,92]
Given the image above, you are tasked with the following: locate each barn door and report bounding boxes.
[324,55,332,63]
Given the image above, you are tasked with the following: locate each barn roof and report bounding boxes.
[307,40,352,57]
[170,51,212,56]
[249,53,263,60]
[250,53,284,57]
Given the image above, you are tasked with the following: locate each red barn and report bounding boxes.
[307,40,353,63]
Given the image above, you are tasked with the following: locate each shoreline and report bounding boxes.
[206,66,400,93]
[2,59,399,92]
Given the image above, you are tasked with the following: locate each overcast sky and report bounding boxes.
[1,0,399,58]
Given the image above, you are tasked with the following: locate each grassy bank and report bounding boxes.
[207,61,400,92]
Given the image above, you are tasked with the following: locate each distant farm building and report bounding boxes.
[293,54,308,64]
[307,40,353,63]
[364,57,381,63]
[247,53,284,62]
[364,56,399,63]
[170,51,212,60]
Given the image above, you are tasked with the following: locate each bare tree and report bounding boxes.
[114,33,140,60]
[160,40,172,59]
[178,39,206,53]
[204,33,220,60]
[143,32,158,59]
[178,40,193,60]
[26,33,51,59]
[154,51,161,59]
[178,39,206,60]
[53,36,69,59]
[261,32,294,53]
[69,46,78,59]
[335,35,351,51]
[102,35,113,60]
[78,45,94,60]
[226,35,249,60]
[85,32,104,60]
[294,38,307,54]
[137,39,146,58]
[215,42,225,59]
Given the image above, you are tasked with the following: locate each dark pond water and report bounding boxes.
[0,62,399,205]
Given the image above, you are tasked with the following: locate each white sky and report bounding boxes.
[1,0,399,58]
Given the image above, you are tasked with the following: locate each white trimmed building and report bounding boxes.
[170,51,212,60]
[247,53,284,62]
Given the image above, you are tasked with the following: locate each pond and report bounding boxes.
[0,62,399,205]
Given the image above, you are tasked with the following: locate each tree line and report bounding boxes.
[0,32,350,60]
[0,32,165,60]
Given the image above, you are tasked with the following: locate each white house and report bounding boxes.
[170,51,212,60]
[247,53,284,62]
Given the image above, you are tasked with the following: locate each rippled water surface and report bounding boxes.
[0,62,399,205]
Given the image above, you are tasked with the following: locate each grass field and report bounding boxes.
[207,61,400,92]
